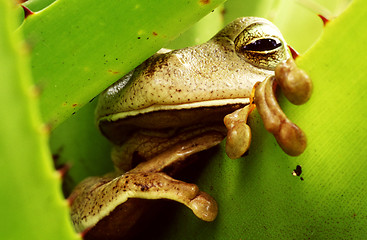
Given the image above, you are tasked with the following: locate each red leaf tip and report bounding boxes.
[21,5,34,19]
[287,45,299,60]
[318,14,330,26]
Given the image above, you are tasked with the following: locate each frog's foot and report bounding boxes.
[254,58,312,156]
[275,58,312,105]
[224,104,255,159]
[70,172,217,234]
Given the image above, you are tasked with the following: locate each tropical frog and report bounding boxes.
[69,17,312,239]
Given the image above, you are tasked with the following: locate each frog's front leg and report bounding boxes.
[254,58,312,156]
[69,129,225,237]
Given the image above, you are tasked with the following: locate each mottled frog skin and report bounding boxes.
[69,17,312,240]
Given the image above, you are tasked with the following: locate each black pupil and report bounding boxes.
[243,38,281,51]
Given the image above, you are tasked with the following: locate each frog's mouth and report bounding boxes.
[101,98,251,123]
[98,98,251,145]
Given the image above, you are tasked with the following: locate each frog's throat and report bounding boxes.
[98,98,250,123]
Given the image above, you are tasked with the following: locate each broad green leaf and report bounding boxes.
[0,1,79,239]
[167,5,225,49]
[20,0,225,128]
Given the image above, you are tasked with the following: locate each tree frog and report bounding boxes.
[69,17,312,239]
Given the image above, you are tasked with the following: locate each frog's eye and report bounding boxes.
[234,22,289,70]
[243,38,282,51]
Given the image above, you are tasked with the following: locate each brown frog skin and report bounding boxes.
[69,17,312,240]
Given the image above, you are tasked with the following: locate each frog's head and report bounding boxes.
[96,17,290,144]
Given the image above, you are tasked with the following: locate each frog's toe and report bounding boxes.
[224,106,253,159]
[254,75,307,156]
[276,119,307,156]
[275,58,312,105]
[189,191,218,221]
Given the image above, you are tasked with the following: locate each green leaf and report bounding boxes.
[20,0,225,128]
[0,1,79,239]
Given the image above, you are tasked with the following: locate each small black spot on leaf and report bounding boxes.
[292,165,304,180]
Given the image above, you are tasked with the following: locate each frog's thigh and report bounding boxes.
[70,172,217,233]
[130,130,225,174]
[112,127,226,173]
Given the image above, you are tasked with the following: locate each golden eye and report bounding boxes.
[234,22,289,70]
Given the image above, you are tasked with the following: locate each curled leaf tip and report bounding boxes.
[318,14,330,26]
[287,45,299,60]
[21,5,33,19]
